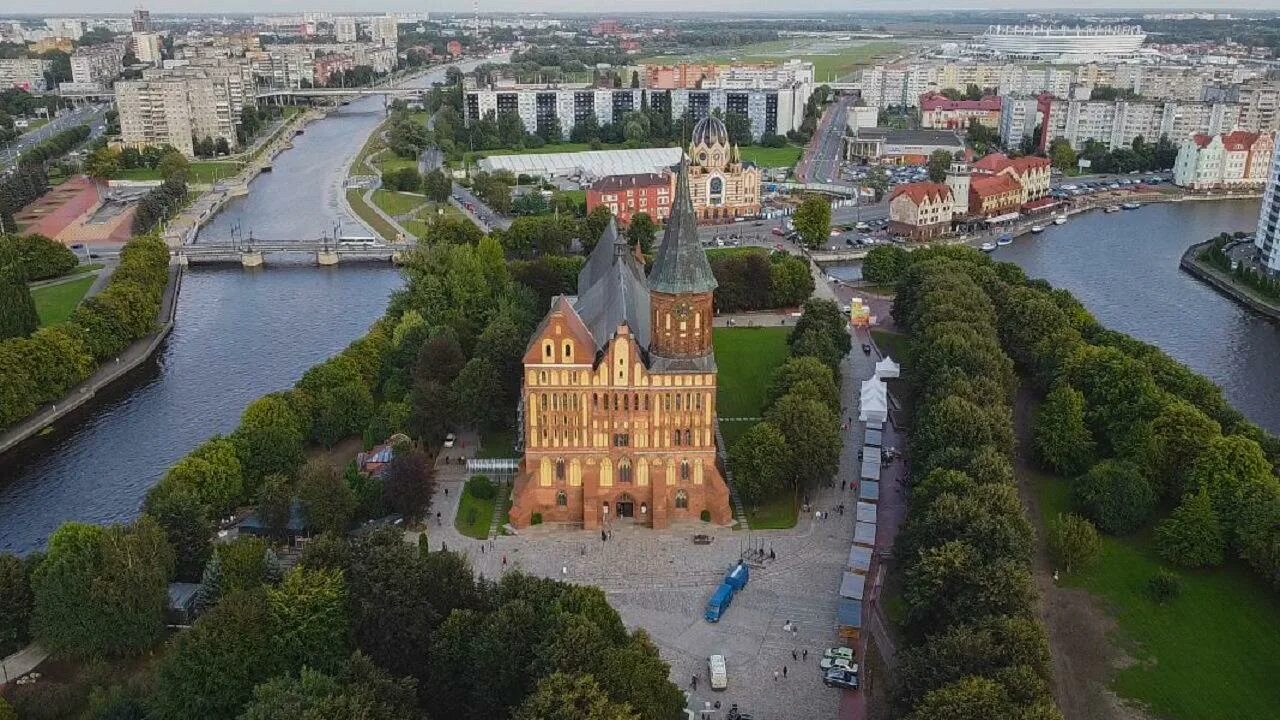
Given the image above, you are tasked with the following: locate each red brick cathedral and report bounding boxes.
[508,162,734,530]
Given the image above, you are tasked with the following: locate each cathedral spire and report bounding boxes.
[648,159,717,295]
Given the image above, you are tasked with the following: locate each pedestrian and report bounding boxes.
[480,544,484,554]
[841,480,846,491]
[792,649,797,661]
[802,648,808,661]
[444,487,448,496]
[692,675,698,690]
[602,529,607,542]
[769,548,776,560]
[773,670,779,682]
[783,665,788,678]
[502,555,508,566]
[435,511,441,524]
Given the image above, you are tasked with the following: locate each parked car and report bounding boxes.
[444,433,456,448]
[823,667,859,690]
[820,655,856,672]
[708,654,728,690]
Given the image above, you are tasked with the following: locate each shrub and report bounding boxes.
[1154,490,1225,568]
[1047,513,1101,573]
[700,509,711,522]
[530,512,543,525]
[1147,569,1181,604]
[7,680,88,720]
[466,475,496,501]
[1071,459,1156,535]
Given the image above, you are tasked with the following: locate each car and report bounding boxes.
[443,433,456,448]
[708,654,728,690]
[823,647,855,663]
[845,238,856,246]
[823,667,859,690]
[861,343,872,355]
[820,655,856,671]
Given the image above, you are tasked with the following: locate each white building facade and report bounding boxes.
[1254,139,1280,271]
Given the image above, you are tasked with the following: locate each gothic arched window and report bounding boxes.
[675,490,688,509]
[556,490,567,507]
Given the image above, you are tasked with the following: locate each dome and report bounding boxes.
[690,115,729,147]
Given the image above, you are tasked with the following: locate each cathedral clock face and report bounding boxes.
[673,301,693,320]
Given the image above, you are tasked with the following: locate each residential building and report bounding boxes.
[0,58,51,91]
[889,182,957,240]
[132,7,151,32]
[71,43,126,85]
[682,115,762,221]
[588,173,672,224]
[641,60,813,91]
[919,92,1002,130]
[1254,140,1280,271]
[1034,97,1244,151]
[843,128,966,165]
[999,96,1043,146]
[333,17,358,43]
[509,163,734,531]
[1173,131,1275,190]
[644,63,720,90]
[313,53,355,86]
[971,152,1052,204]
[370,15,398,48]
[134,32,163,65]
[117,64,250,157]
[464,85,809,141]
[46,18,85,41]
[969,173,1024,217]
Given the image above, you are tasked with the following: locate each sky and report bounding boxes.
[13,1,1280,14]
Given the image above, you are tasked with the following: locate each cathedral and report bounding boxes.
[680,115,762,222]
[508,161,734,530]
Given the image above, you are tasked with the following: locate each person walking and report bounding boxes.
[783,665,788,678]
[802,649,808,661]
[773,670,779,682]
[692,675,698,690]
[791,649,797,661]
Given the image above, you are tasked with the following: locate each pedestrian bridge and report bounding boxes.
[176,240,413,267]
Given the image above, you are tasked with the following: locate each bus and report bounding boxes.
[338,236,379,247]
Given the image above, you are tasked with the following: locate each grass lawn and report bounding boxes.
[740,145,803,169]
[402,219,430,240]
[345,189,400,243]
[371,189,426,217]
[745,491,798,530]
[713,326,790,419]
[454,481,495,540]
[1032,470,1280,720]
[116,161,242,184]
[349,126,389,177]
[638,39,902,82]
[374,151,418,175]
[869,328,908,363]
[66,263,104,277]
[31,275,95,326]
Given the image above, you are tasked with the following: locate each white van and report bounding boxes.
[708,654,728,690]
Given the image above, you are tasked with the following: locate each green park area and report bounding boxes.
[345,189,400,243]
[740,144,803,169]
[116,160,243,185]
[1034,471,1280,720]
[371,189,427,217]
[639,39,902,82]
[31,275,96,327]
[713,326,795,528]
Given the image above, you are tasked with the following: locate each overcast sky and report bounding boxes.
[14,1,1280,15]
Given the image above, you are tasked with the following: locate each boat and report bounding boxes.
[1104,205,1120,213]
[996,234,1013,246]
[1122,202,1141,210]
[1030,225,1045,234]
[1053,215,1067,225]
[980,242,997,252]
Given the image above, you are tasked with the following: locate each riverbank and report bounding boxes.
[1180,239,1280,321]
[0,262,183,458]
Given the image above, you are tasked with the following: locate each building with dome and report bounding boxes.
[679,115,762,222]
[508,160,734,530]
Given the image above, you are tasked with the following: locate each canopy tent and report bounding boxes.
[860,447,882,481]
[859,480,881,503]
[864,427,883,448]
[854,521,877,547]
[839,571,866,600]
[860,378,888,424]
[837,598,863,630]
[856,501,877,524]
[847,544,873,573]
[874,356,900,379]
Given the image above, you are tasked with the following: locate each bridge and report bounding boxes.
[176,240,411,267]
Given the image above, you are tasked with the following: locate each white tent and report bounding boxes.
[860,378,888,424]
[875,356,900,379]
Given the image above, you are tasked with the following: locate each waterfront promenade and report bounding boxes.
[1180,238,1280,321]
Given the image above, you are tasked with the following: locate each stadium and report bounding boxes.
[977,25,1147,59]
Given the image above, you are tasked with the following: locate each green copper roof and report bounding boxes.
[647,160,718,295]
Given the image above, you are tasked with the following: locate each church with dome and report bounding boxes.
[677,115,762,222]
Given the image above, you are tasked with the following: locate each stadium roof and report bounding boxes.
[477,147,684,179]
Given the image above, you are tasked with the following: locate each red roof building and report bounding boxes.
[888,181,959,241]
[587,173,672,225]
[919,92,1003,130]
[971,152,1053,205]
[969,173,1024,217]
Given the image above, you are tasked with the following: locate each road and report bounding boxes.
[0,103,108,170]
[798,95,853,185]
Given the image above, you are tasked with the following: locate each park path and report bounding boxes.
[0,644,48,686]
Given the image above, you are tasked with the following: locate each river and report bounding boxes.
[834,198,1278,433]
[0,63,473,554]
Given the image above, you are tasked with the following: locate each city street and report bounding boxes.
[0,103,108,170]
[798,95,853,185]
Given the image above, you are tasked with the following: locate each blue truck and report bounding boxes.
[705,562,751,622]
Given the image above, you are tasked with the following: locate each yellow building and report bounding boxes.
[680,115,762,222]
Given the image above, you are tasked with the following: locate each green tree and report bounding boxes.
[927,149,953,183]
[240,654,418,720]
[163,437,246,517]
[1033,384,1095,476]
[84,146,121,181]
[862,245,910,286]
[267,568,350,673]
[1048,138,1076,173]
[423,168,452,203]
[768,255,813,308]
[255,473,294,538]
[903,540,1035,636]
[0,553,33,656]
[865,165,889,200]
[232,395,307,487]
[157,151,189,182]
[1147,400,1220,501]
[11,233,77,281]
[144,485,213,583]
[516,673,639,720]
[1062,345,1162,452]
[625,212,656,254]
[582,205,615,249]
[1185,434,1276,523]
[1072,460,1156,535]
[766,356,839,414]
[297,458,357,534]
[214,536,276,596]
[728,422,789,505]
[764,393,840,491]
[0,237,38,340]
[452,356,505,429]
[1046,513,1101,573]
[32,518,173,658]
[1155,489,1225,568]
[791,195,830,249]
[382,448,435,519]
[0,341,37,426]
[906,675,1055,720]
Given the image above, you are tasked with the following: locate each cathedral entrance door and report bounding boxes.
[615,493,636,519]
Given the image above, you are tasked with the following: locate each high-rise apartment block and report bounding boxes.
[0,58,52,91]
[70,43,126,86]
[118,62,253,157]
[334,17,358,43]
[134,32,163,65]
[370,16,398,48]
[1254,140,1280,272]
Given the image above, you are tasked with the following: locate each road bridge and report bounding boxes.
[176,240,411,267]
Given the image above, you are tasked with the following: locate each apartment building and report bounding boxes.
[134,32,163,64]
[118,63,252,157]
[1173,131,1275,190]
[334,17,358,43]
[1254,140,1280,271]
[71,43,126,85]
[464,84,810,141]
[1033,98,1242,151]
[999,96,1042,146]
[919,92,1002,129]
[370,15,398,48]
[0,58,51,91]
[251,43,393,88]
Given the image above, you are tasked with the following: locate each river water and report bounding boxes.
[0,64,473,554]
[833,198,1278,433]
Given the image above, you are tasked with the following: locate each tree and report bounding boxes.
[516,673,639,720]
[1072,460,1156,535]
[452,357,506,429]
[32,518,173,657]
[626,212,656,254]
[723,111,751,147]
[1048,138,1076,173]
[240,654,418,720]
[790,298,852,359]
[728,422,789,505]
[0,553,33,656]
[214,137,231,156]
[903,540,1035,636]
[145,485,214,583]
[1185,434,1275,522]
[161,437,246,517]
[311,381,375,447]
[0,238,38,340]
[297,459,357,534]
[927,149,953,183]
[1155,489,1225,568]
[764,393,840,491]
[767,356,839,414]
[85,147,121,182]
[1046,513,1101,573]
[11,233,77,281]
[862,245,910,285]
[1146,400,1220,501]
[382,448,435,519]
[423,168,452,203]
[267,568,350,673]
[232,395,307,487]
[905,675,1053,720]
[865,165,889,200]
[1033,384,1095,476]
[769,255,813,308]
[791,195,830,249]
[582,205,615,249]
[255,473,294,538]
